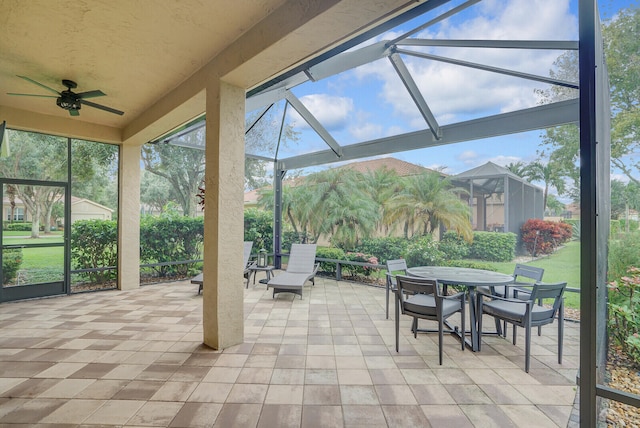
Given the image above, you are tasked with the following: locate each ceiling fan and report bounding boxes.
[7,75,124,116]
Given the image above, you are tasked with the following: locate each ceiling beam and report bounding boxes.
[396,39,579,50]
[279,98,578,170]
[284,91,343,158]
[395,48,579,89]
[389,52,441,139]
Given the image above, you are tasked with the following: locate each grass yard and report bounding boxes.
[487,241,581,309]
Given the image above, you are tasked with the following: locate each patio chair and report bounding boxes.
[267,244,318,299]
[478,263,544,336]
[394,275,465,365]
[385,259,408,319]
[477,281,566,372]
[191,241,254,294]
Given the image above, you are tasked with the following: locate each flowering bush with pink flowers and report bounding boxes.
[343,252,379,277]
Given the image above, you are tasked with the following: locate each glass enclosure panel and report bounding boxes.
[2,246,64,286]
[70,139,119,293]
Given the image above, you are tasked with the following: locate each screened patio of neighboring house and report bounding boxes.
[452,161,544,235]
[0,0,626,425]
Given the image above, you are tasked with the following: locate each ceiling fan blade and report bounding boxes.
[69,109,80,116]
[7,92,58,98]
[17,75,61,96]
[79,99,124,116]
[76,90,106,99]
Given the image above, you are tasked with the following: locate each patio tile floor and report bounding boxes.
[0,275,579,427]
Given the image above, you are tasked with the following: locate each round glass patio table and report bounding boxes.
[406,266,514,351]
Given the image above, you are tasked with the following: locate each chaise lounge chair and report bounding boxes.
[267,244,318,299]
[192,241,254,294]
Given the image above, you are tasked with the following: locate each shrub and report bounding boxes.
[439,259,497,271]
[521,219,572,256]
[315,246,346,274]
[402,235,444,267]
[71,219,118,283]
[355,237,409,264]
[469,231,517,262]
[140,214,204,277]
[608,267,640,367]
[439,231,470,260]
[244,208,273,252]
[2,248,23,284]
[343,252,379,277]
[609,231,640,285]
[4,222,32,231]
[563,219,580,240]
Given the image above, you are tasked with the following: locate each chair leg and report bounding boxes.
[460,301,466,351]
[558,301,564,364]
[525,322,531,373]
[385,281,390,319]
[512,325,517,346]
[477,301,483,352]
[413,318,418,339]
[395,296,400,352]
[438,317,444,365]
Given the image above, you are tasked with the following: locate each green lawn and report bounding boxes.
[485,241,580,308]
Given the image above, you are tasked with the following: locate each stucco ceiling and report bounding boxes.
[0,0,422,145]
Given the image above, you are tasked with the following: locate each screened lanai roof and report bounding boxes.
[161,0,581,175]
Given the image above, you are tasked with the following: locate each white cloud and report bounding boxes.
[349,122,383,141]
[352,0,578,126]
[288,94,353,131]
[458,150,478,161]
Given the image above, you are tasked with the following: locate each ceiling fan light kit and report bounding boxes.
[7,76,124,116]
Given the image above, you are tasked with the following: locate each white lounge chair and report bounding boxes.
[192,241,254,294]
[267,244,318,299]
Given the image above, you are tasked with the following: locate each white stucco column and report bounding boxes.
[203,79,245,349]
[118,142,142,290]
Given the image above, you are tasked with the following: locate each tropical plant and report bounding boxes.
[385,171,472,241]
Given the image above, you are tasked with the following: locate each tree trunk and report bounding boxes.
[31,204,41,239]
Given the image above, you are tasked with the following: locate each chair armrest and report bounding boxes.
[477,292,531,304]
[442,291,466,300]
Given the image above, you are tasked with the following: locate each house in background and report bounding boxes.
[70,197,113,222]
[3,196,113,226]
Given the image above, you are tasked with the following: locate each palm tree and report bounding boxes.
[386,171,472,241]
[505,161,528,177]
[523,160,566,212]
[361,167,403,234]
[305,168,379,249]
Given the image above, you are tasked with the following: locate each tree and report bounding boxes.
[523,159,566,212]
[505,161,528,177]
[245,103,300,190]
[539,8,640,188]
[545,194,565,216]
[385,171,472,241]
[360,167,403,234]
[140,170,173,214]
[0,131,67,237]
[605,7,640,185]
[141,129,205,217]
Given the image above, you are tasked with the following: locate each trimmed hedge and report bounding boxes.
[439,231,471,260]
[71,219,118,283]
[2,248,23,284]
[4,222,32,232]
[140,214,204,277]
[355,237,409,264]
[469,231,517,262]
[402,235,444,267]
[315,246,346,274]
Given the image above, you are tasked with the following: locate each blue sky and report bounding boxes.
[255,0,638,200]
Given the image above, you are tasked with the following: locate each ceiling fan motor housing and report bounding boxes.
[56,93,81,111]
